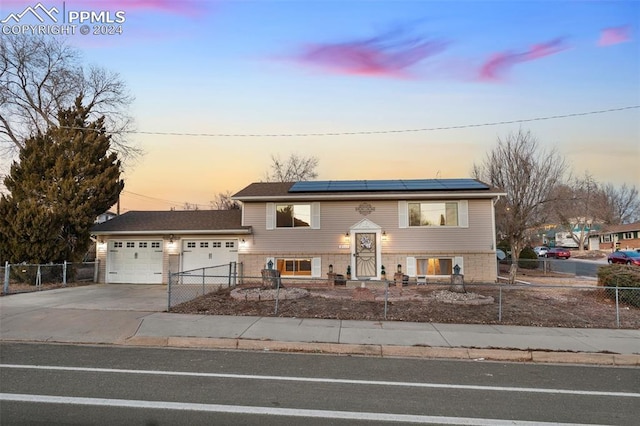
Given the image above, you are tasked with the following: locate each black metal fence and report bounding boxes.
[1,261,98,294]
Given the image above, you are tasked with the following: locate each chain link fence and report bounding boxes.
[168,269,639,328]
[168,262,239,309]
[491,282,639,328]
[500,258,603,280]
[1,261,98,295]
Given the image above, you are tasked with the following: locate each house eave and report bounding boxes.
[92,229,252,236]
[233,192,506,202]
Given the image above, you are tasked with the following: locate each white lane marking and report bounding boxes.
[0,393,599,425]
[1,364,638,398]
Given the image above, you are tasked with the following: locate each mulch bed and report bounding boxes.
[170,283,640,329]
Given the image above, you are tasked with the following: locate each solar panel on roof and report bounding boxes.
[289,179,488,192]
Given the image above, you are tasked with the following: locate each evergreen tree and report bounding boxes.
[0,98,123,263]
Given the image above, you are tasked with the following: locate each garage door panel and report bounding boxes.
[107,240,163,284]
[182,239,238,283]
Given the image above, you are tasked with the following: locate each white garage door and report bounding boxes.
[182,239,238,272]
[107,240,163,284]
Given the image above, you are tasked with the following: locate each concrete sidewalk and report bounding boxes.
[1,285,639,365]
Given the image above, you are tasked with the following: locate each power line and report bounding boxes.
[111,105,638,138]
[54,105,639,138]
[122,190,209,209]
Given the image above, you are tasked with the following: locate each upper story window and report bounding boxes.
[408,202,458,227]
[623,232,634,239]
[602,235,612,243]
[399,200,468,228]
[276,204,311,228]
[266,202,320,230]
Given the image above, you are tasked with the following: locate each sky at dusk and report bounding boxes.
[1,0,639,212]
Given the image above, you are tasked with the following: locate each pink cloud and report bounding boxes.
[479,38,568,82]
[598,26,632,46]
[294,31,449,79]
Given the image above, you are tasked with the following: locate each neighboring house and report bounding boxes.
[92,178,504,284]
[232,179,504,283]
[589,222,640,251]
[91,210,250,284]
[95,211,117,224]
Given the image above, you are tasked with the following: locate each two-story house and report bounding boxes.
[232,179,504,283]
[92,178,504,284]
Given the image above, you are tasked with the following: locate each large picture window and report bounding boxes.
[276,204,311,228]
[276,258,312,276]
[408,202,458,227]
[416,258,453,276]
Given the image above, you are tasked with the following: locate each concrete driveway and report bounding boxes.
[1,284,167,312]
[0,284,167,344]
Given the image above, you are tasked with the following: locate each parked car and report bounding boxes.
[546,247,571,259]
[533,246,549,257]
[607,250,640,266]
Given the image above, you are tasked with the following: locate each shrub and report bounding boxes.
[518,246,539,269]
[597,264,640,307]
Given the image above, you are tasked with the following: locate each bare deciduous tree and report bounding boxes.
[0,35,138,159]
[211,190,240,210]
[472,129,567,282]
[263,153,319,182]
[601,183,640,225]
[182,202,200,211]
[551,172,608,251]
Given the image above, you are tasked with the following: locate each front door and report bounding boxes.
[354,232,377,278]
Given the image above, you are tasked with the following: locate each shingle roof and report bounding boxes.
[232,182,295,198]
[232,179,503,200]
[91,210,247,233]
[592,222,640,235]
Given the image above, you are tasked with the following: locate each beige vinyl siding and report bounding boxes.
[242,199,495,254]
[96,242,107,283]
[243,200,399,253]
[391,199,494,252]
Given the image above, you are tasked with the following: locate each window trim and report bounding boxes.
[276,204,311,228]
[266,256,321,277]
[407,256,464,276]
[266,202,320,230]
[399,200,468,229]
[276,258,312,276]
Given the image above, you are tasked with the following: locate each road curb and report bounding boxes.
[120,336,640,365]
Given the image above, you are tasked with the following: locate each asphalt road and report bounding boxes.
[1,343,639,425]
[541,258,603,278]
